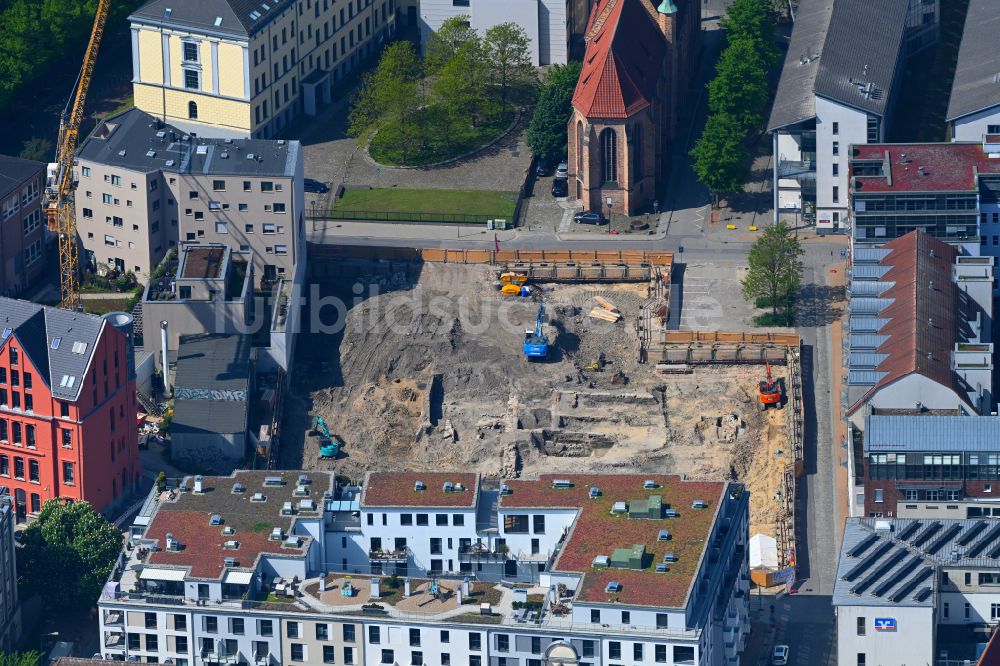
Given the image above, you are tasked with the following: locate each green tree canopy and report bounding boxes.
[433,37,488,125]
[526,61,581,161]
[347,41,422,138]
[425,15,479,72]
[17,498,123,609]
[482,22,535,106]
[689,112,750,196]
[708,39,770,131]
[741,221,804,314]
[720,0,779,66]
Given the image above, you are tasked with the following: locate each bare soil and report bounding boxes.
[282,262,789,539]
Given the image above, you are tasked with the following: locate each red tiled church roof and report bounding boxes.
[572,0,667,119]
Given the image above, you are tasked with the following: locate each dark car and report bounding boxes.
[535,159,550,177]
[304,178,330,193]
[551,178,568,197]
[573,211,607,225]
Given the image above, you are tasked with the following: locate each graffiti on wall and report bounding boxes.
[175,387,248,401]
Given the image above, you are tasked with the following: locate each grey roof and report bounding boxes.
[0,298,110,401]
[866,414,1000,452]
[0,154,44,199]
[834,518,1000,608]
[813,0,909,117]
[769,0,909,131]
[129,0,290,37]
[767,0,834,130]
[77,108,299,178]
[946,0,1000,122]
[172,334,251,434]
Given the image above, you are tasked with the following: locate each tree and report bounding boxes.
[689,112,750,196]
[708,39,769,131]
[720,0,779,67]
[347,41,421,138]
[741,221,804,315]
[424,15,478,73]
[482,22,535,106]
[526,61,581,161]
[19,136,52,162]
[0,652,42,666]
[17,498,124,609]
[433,37,487,127]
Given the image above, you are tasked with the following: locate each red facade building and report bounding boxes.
[0,299,141,522]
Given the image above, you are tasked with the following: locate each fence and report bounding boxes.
[308,244,675,268]
[318,210,508,224]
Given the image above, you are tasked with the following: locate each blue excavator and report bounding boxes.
[523,304,549,360]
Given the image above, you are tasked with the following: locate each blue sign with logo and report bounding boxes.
[874,618,896,632]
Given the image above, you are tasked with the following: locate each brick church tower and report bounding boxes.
[567,0,700,215]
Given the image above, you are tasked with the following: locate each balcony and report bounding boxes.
[103,609,124,626]
[103,632,126,650]
[369,548,409,562]
[458,545,509,562]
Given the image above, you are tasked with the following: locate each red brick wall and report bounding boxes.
[862,458,996,516]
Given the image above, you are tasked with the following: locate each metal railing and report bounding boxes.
[317,210,507,224]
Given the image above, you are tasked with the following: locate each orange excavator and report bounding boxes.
[758,363,783,410]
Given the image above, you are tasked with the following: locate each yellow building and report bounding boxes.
[130,0,397,138]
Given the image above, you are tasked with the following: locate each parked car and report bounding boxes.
[535,159,550,177]
[304,178,330,193]
[555,161,569,179]
[573,211,607,225]
[551,178,568,197]
[771,645,789,666]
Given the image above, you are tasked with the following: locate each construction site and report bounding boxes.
[281,247,802,566]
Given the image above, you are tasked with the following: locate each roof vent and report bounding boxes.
[269,527,283,541]
[222,526,235,536]
[294,484,309,496]
[281,501,295,515]
[664,508,679,518]
[875,520,892,533]
[414,480,426,491]
[611,502,628,514]
[193,475,204,493]
[592,555,610,568]
[655,563,668,573]
[663,553,678,562]
[146,150,156,158]
[605,581,622,593]
[223,556,236,567]
[692,500,707,510]
[164,7,172,17]
[220,151,229,159]
[443,481,453,493]
[500,483,511,495]
[454,482,465,492]
[264,476,283,486]
[223,540,239,550]
[658,529,671,542]
[209,514,222,526]
[232,483,245,494]
[552,479,572,489]
[156,131,166,138]
[118,149,126,157]
[298,499,316,512]
[165,160,174,167]
[247,153,256,160]
[643,480,658,489]
[589,486,600,500]
[225,138,233,144]
[283,535,301,548]
[251,492,266,502]
[298,474,310,485]
[165,533,179,551]
[277,139,285,145]
[214,16,223,26]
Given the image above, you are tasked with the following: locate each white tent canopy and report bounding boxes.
[749,533,779,569]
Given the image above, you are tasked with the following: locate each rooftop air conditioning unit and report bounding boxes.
[222,527,236,536]
[605,581,622,593]
[443,482,454,493]
[269,527,283,541]
[415,481,426,491]
[454,482,465,492]
[264,476,283,487]
[692,500,707,510]
[281,501,295,515]
[663,553,678,563]
[643,480,657,489]
[552,479,572,489]
[294,485,308,496]
[223,557,236,567]
[611,502,628,514]
[166,533,179,551]
[655,563,668,573]
[298,499,316,512]
[297,474,310,485]
[658,530,671,542]
[500,483,511,495]
[592,555,610,568]
[194,475,204,493]
[589,487,600,500]
[232,483,246,494]
[252,493,266,502]
[283,536,301,548]
[664,509,679,518]
[209,514,222,526]
[223,540,239,550]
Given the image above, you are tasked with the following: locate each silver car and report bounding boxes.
[556,161,569,179]
[771,645,789,666]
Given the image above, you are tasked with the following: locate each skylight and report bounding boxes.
[71,341,87,354]
[59,375,76,388]
[51,337,61,349]
[1,328,11,339]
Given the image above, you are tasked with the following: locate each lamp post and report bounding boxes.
[606,196,613,234]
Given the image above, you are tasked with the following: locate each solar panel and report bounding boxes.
[895,521,922,542]
[958,521,987,546]
[910,521,942,548]
[988,541,1000,559]
[850,548,907,596]
[843,541,893,582]
[847,534,879,558]
[925,524,963,556]
[914,586,933,602]
[966,523,1000,558]
[888,567,932,603]
[872,555,923,598]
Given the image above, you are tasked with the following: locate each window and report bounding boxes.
[857,616,865,635]
[287,622,301,638]
[430,538,442,555]
[275,244,288,254]
[832,163,839,177]
[188,101,198,119]
[62,461,74,485]
[82,208,93,219]
[655,644,667,663]
[857,654,866,666]
[343,624,355,642]
[291,644,304,662]
[24,395,32,413]
[832,121,839,135]
[944,602,950,618]
[832,141,840,156]
[175,614,187,631]
[591,609,600,623]
[609,642,621,660]
[380,650,393,664]
[0,456,6,476]
[204,616,218,633]
[873,489,884,503]
[216,222,228,234]
[82,166,91,177]
[184,70,200,89]
[412,652,423,666]
[102,193,112,204]
[11,422,20,443]
[989,125,1000,134]
[633,644,644,661]
[409,628,421,647]
[469,633,481,651]
[435,513,448,526]
[496,635,509,652]
[416,513,429,526]
[316,623,329,640]
[274,202,286,213]
[344,647,355,664]
[9,348,16,365]
[128,634,140,650]
[145,613,157,629]
[323,646,335,663]
[368,626,380,643]
[833,186,840,203]
[183,42,199,62]
[400,513,413,526]
[452,513,464,526]
[259,619,273,637]
[621,610,631,624]
[600,128,618,184]
[29,459,38,482]
[231,618,244,635]
[61,429,71,448]
[440,630,449,644]
[673,646,695,664]
[966,602,972,619]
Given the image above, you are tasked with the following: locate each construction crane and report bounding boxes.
[45,0,112,310]
[523,303,549,360]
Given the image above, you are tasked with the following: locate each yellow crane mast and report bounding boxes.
[45,0,112,310]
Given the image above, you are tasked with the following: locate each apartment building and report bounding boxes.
[0,155,47,298]
[768,0,938,233]
[834,518,1000,666]
[0,298,142,522]
[129,0,395,138]
[0,489,20,654]
[946,0,1000,142]
[99,470,751,665]
[76,108,304,286]
[419,0,567,66]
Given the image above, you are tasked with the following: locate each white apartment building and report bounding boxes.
[946,0,1000,142]
[834,518,1000,666]
[768,0,938,234]
[99,470,751,665]
[0,488,20,654]
[418,0,567,66]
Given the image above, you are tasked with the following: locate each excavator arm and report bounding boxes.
[45,0,112,310]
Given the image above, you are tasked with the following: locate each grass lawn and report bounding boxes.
[333,187,517,220]
[83,298,132,315]
[109,94,135,116]
[370,105,515,167]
